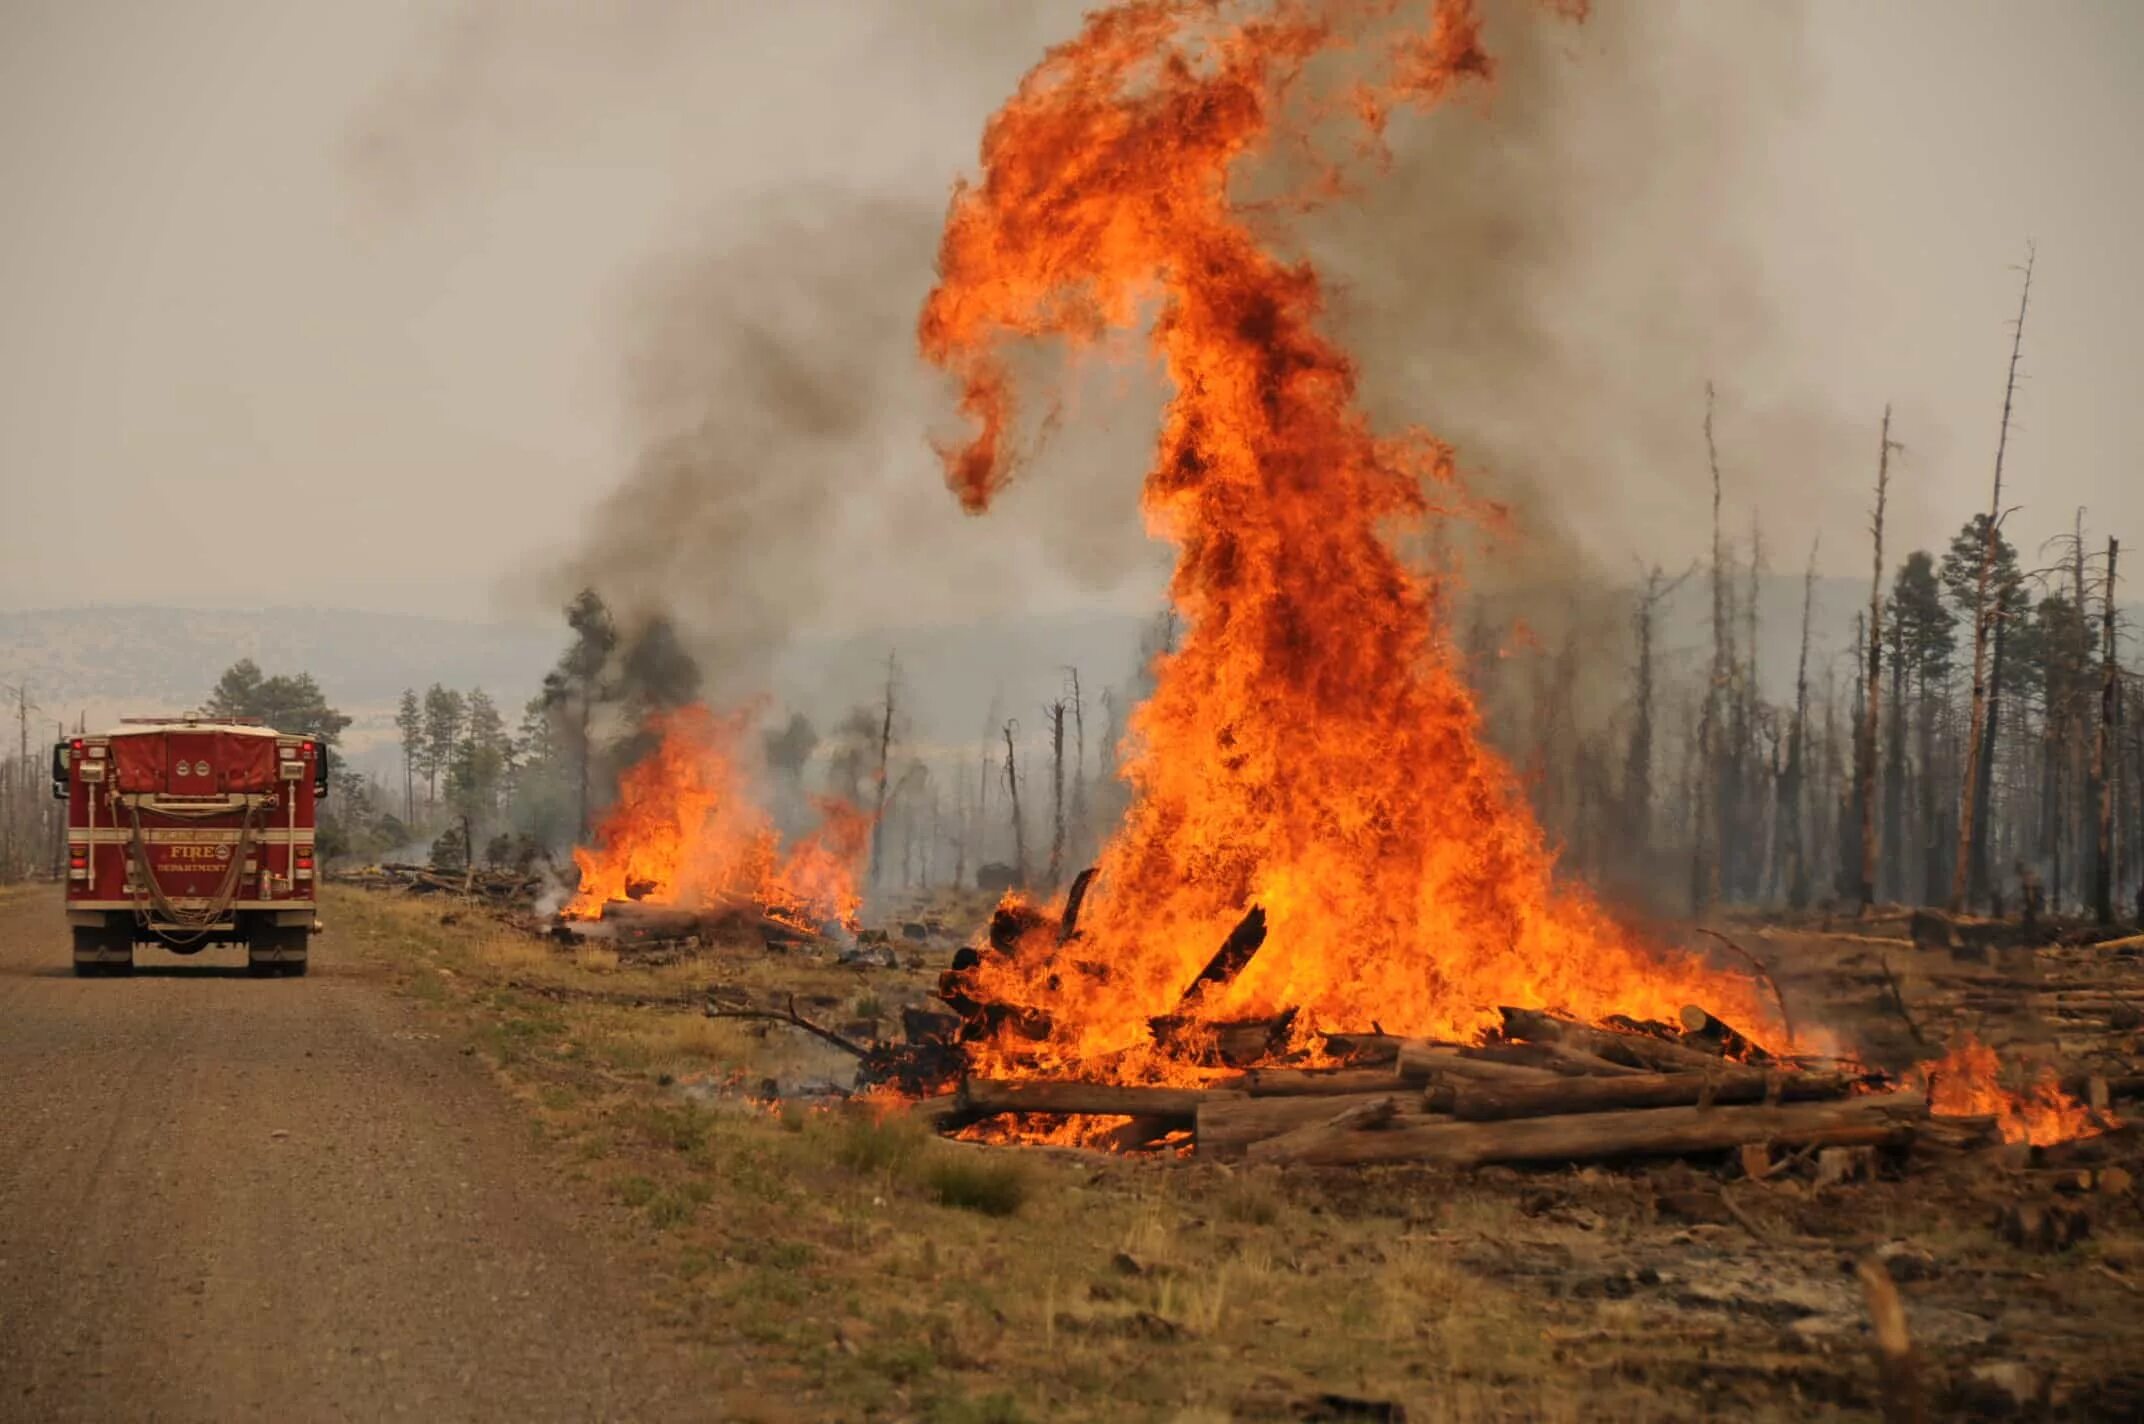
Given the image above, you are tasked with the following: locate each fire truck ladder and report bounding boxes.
[119,795,264,946]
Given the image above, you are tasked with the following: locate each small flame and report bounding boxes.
[1921,1032,2109,1147]
[564,704,868,931]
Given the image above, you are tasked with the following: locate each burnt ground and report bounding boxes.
[9,878,2143,1421]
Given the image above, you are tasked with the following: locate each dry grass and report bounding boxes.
[339,886,2107,1422]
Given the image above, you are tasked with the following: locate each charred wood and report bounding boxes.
[1177,906,1267,1006]
[959,1079,1237,1121]
[1448,1069,1860,1123]
[1242,1092,1925,1168]
[1060,866,1098,943]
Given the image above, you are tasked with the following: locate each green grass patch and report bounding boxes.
[831,1112,930,1176]
[921,1153,1029,1217]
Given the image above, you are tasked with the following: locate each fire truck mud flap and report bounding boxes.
[69,913,133,974]
[247,913,314,978]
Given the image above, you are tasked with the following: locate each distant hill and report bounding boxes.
[6,584,2127,781]
[0,606,562,763]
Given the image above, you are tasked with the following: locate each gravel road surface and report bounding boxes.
[0,887,730,1422]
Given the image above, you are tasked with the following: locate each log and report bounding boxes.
[1241,1092,1926,1168]
[1459,1041,1645,1078]
[1178,906,1267,1005]
[1148,1011,1298,1067]
[1449,1070,1858,1123]
[1196,1091,1430,1161]
[1058,867,1099,943]
[1232,1068,1412,1097]
[1679,1005,1772,1062]
[1317,1032,1405,1065]
[959,1079,1239,1120]
[1498,1007,1727,1073]
[1395,1040,1561,1085]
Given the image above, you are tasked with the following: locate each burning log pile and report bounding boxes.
[918,1005,1948,1169]
[814,881,2129,1171]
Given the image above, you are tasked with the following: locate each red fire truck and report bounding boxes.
[52,717,327,977]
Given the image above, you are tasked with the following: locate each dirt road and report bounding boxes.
[0,886,728,1422]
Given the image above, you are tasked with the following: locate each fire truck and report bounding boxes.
[51,717,327,977]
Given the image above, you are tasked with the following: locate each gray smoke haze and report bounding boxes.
[340,0,1996,726]
[1309,1,1853,596]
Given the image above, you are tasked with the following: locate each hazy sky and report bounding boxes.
[2,0,2139,626]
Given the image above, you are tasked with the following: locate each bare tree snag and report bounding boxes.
[869,654,898,887]
[1859,407,1898,913]
[1954,245,2034,911]
[1782,535,1818,907]
[1003,718,1027,885]
[2094,537,2120,925]
[1694,382,1729,913]
[1045,697,1067,890]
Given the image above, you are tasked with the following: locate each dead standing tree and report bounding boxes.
[1065,669,1088,868]
[1780,537,1819,908]
[1044,697,1068,891]
[1954,246,2034,912]
[1692,382,1730,913]
[868,654,899,888]
[1858,406,1899,913]
[2094,537,2121,925]
[1003,719,1028,886]
[1624,563,1692,877]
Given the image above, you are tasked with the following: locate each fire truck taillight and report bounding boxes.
[68,846,88,880]
[295,849,314,880]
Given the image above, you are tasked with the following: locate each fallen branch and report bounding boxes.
[1874,953,1929,1047]
[705,994,868,1058]
[1695,927,1796,1049]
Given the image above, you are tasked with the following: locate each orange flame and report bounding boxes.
[919,0,1777,1083]
[1921,1033,2108,1147]
[565,704,868,931]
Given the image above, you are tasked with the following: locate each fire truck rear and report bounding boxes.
[52,717,327,977]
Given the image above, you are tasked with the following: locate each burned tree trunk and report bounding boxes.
[1693,382,1728,914]
[1626,564,1690,879]
[1860,406,1897,913]
[1003,719,1027,885]
[1066,668,1087,869]
[1779,537,1817,908]
[1045,698,1066,891]
[869,654,898,888]
[1954,246,2034,911]
[2094,538,2121,925]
